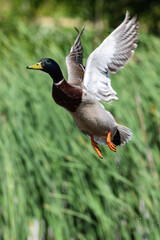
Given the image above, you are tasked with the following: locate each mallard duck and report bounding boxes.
[27,11,138,158]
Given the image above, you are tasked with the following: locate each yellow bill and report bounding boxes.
[27,62,43,70]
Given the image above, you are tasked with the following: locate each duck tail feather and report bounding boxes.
[115,124,132,145]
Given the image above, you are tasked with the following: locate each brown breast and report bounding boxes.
[52,80,82,112]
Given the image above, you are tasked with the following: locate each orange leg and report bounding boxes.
[107,130,117,152]
[91,136,103,159]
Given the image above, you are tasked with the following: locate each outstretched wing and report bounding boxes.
[66,26,85,85]
[83,11,138,102]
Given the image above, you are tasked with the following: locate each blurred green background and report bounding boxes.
[0,0,160,239]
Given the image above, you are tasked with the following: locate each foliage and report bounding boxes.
[0,0,160,33]
[0,20,160,240]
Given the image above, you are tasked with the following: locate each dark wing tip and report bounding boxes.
[74,26,85,35]
[74,27,79,33]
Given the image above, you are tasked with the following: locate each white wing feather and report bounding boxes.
[83,11,138,102]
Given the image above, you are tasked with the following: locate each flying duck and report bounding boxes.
[27,11,138,158]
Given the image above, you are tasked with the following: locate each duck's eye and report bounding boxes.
[46,60,50,63]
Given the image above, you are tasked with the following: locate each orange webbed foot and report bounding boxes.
[107,130,117,152]
[91,136,103,159]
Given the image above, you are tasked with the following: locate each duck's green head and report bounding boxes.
[27,58,64,83]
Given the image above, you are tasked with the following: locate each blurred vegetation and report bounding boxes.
[0,1,160,240]
[0,0,160,33]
